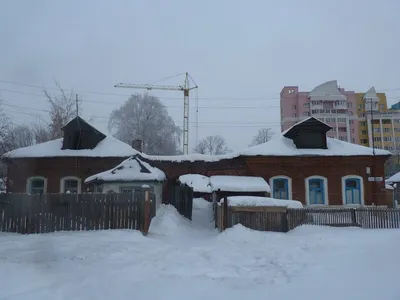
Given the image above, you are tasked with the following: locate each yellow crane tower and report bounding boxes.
[114,72,198,155]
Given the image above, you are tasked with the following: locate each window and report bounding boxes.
[349,120,354,124]
[339,136,347,141]
[292,105,296,109]
[338,118,346,123]
[303,112,310,116]
[60,176,81,194]
[305,176,328,205]
[342,175,363,205]
[269,176,292,200]
[27,176,47,194]
[338,127,347,132]
[326,118,335,123]
[119,185,154,194]
[373,128,380,133]
[383,136,392,142]
[373,137,381,142]
[351,138,355,143]
[292,113,297,117]
[303,103,309,108]
[360,139,368,144]
[380,104,384,109]
[351,128,354,133]
[348,102,352,108]
[361,130,368,135]
[359,104,364,109]
[383,128,391,133]
[360,121,367,127]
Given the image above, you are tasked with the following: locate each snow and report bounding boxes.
[141,152,237,162]
[178,174,212,193]
[2,136,138,158]
[85,156,165,183]
[210,175,270,192]
[0,202,399,300]
[387,172,400,183]
[220,196,303,208]
[240,133,391,157]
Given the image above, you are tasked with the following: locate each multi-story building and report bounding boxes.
[280,80,400,152]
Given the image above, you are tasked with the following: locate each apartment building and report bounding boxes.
[280,80,399,152]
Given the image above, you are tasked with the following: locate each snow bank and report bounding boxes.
[85,156,165,183]
[149,204,192,236]
[193,197,211,210]
[210,175,270,192]
[178,174,212,193]
[220,196,303,208]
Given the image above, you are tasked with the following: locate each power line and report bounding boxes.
[1,79,400,99]
[0,88,281,109]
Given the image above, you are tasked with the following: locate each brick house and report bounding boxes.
[3,116,392,207]
[2,117,138,194]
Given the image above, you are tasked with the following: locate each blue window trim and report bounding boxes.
[345,178,361,204]
[308,178,325,205]
[272,178,289,200]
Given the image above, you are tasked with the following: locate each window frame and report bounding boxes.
[60,176,82,194]
[269,176,292,200]
[341,175,364,206]
[26,176,47,195]
[305,175,328,205]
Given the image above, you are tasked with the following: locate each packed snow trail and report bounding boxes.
[0,198,399,300]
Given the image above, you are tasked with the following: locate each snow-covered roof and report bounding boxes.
[2,136,138,158]
[210,176,271,193]
[309,80,347,101]
[141,152,237,163]
[363,87,379,100]
[240,133,391,157]
[219,196,303,208]
[85,156,165,183]
[387,172,400,183]
[178,174,212,193]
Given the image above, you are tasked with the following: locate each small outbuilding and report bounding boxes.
[178,174,212,200]
[85,155,166,210]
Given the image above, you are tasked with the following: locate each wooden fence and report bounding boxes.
[170,183,193,220]
[216,204,400,232]
[0,191,156,234]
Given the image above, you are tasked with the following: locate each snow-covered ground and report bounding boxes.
[0,198,399,300]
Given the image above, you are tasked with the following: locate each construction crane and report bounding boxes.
[114,72,198,155]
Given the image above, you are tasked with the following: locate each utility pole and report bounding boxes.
[76,94,79,117]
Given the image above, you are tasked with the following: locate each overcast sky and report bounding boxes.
[1,0,399,152]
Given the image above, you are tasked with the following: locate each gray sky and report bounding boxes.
[1,0,399,152]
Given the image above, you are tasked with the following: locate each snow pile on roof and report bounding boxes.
[178,174,212,193]
[240,133,391,157]
[210,175,270,192]
[220,196,302,208]
[387,172,400,183]
[2,136,138,158]
[141,152,237,162]
[85,156,165,183]
[148,204,193,236]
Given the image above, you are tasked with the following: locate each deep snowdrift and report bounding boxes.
[0,202,399,300]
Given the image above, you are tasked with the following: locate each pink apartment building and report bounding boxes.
[281,80,359,143]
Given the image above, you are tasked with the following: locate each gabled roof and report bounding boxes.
[85,155,165,184]
[283,117,332,139]
[309,80,347,101]
[363,87,379,100]
[61,116,105,138]
[2,136,139,159]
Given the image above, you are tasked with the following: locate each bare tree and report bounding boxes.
[249,128,274,146]
[3,125,34,151]
[44,81,81,139]
[31,122,52,144]
[194,135,229,155]
[108,93,181,155]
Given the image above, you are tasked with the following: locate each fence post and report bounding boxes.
[351,208,357,227]
[282,208,289,232]
[223,196,228,230]
[143,186,151,235]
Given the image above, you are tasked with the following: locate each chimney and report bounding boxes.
[132,139,142,152]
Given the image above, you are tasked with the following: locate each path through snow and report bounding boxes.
[0,198,399,300]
